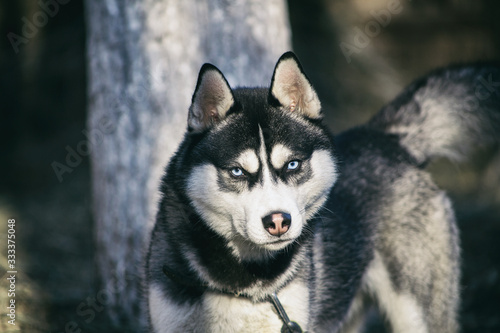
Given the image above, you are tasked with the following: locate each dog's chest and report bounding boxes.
[202,279,310,332]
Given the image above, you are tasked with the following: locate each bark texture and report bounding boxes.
[85,0,291,328]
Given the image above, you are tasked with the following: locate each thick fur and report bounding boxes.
[146,52,500,332]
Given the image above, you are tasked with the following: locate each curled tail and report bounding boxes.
[369,64,500,165]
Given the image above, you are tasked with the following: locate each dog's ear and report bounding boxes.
[269,52,321,119]
[188,64,234,133]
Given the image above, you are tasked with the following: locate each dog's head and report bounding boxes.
[181,52,337,260]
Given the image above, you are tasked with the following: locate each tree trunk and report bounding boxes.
[85,0,291,328]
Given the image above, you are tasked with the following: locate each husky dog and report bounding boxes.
[146,52,499,332]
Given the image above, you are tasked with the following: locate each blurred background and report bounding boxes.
[1,0,499,331]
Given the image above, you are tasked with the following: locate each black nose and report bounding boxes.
[262,212,291,237]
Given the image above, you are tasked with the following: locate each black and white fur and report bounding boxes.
[146,52,500,332]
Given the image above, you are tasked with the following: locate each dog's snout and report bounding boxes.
[262,212,291,237]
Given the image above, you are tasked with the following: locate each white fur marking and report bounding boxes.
[300,150,338,220]
[270,144,293,170]
[202,278,309,332]
[258,126,273,185]
[149,280,309,332]
[236,149,260,174]
[364,252,428,333]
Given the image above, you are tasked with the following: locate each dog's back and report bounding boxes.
[324,64,499,331]
[323,129,459,331]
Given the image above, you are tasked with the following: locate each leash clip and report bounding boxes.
[268,292,303,333]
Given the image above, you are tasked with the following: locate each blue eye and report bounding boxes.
[230,168,244,177]
[287,160,300,170]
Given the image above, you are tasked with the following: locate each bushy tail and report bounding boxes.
[369,64,500,165]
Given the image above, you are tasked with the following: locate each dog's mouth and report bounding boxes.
[260,237,295,251]
[239,231,296,248]
[228,233,296,261]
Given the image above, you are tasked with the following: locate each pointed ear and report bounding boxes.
[188,64,235,133]
[269,52,322,119]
